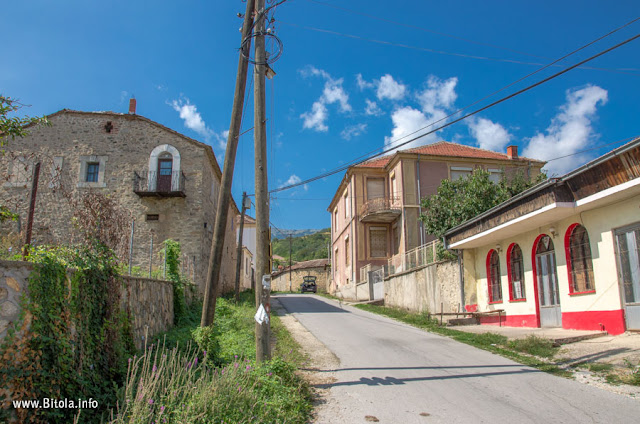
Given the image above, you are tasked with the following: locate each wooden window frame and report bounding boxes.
[506,243,526,301]
[486,249,503,304]
[565,223,596,295]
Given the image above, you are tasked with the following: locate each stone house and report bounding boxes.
[0,100,239,294]
[444,138,640,334]
[271,258,330,292]
[327,141,545,292]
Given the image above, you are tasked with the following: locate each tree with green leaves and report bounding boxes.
[0,95,48,223]
[420,169,546,239]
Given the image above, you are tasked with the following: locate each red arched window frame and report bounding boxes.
[564,223,596,295]
[486,249,503,304]
[506,243,526,301]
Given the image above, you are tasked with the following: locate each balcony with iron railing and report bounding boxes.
[133,170,186,197]
[386,239,439,277]
[359,196,402,222]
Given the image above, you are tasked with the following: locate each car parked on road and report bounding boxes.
[300,275,317,293]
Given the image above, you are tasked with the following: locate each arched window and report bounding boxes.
[148,144,181,191]
[486,249,502,303]
[565,224,595,293]
[507,243,526,300]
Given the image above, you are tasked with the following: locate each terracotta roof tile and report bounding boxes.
[355,141,541,169]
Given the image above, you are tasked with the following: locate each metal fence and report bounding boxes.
[133,170,186,195]
[386,239,439,276]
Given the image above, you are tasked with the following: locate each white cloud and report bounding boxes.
[356,73,374,90]
[468,117,512,151]
[280,174,308,191]
[384,106,436,151]
[300,67,351,132]
[417,76,458,115]
[364,99,383,116]
[214,129,230,151]
[523,85,608,175]
[170,97,212,140]
[341,123,367,140]
[377,74,406,100]
[301,101,328,132]
[323,78,351,112]
[383,75,459,152]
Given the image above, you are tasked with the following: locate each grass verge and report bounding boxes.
[353,303,569,377]
[112,291,313,423]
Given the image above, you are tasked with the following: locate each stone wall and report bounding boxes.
[0,110,238,294]
[0,261,32,339]
[120,276,174,349]
[384,260,461,314]
[271,266,330,292]
[0,261,177,349]
[335,281,371,301]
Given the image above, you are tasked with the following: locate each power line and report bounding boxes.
[304,0,548,60]
[278,20,640,75]
[263,31,640,195]
[305,0,640,73]
[259,16,640,194]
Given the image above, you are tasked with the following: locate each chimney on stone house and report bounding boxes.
[507,145,518,160]
[129,98,137,115]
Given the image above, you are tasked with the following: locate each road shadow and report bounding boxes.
[305,364,528,373]
[557,348,632,366]
[274,294,350,314]
[313,367,541,389]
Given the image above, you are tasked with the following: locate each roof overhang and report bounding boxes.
[448,176,640,250]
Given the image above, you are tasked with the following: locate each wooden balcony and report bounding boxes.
[359,197,401,222]
[133,171,186,198]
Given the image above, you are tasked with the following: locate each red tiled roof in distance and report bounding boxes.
[405,141,540,162]
[354,141,542,169]
[356,156,391,168]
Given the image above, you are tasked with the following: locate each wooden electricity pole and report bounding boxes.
[201,0,256,327]
[234,192,249,301]
[254,0,271,362]
[289,234,292,291]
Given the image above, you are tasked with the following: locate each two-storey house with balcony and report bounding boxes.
[0,99,239,294]
[327,141,545,292]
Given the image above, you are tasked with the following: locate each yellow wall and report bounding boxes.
[471,194,640,315]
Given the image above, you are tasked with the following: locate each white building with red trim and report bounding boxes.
[444,138,640,335]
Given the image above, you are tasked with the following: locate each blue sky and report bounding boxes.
[3,1,640,231]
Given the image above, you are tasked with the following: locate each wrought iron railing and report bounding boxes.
[133,170,186,195]
[386,239,439,276]
[359,196,402,217]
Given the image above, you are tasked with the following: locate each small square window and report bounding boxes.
[86,162,99,182]
[146,214,159,221]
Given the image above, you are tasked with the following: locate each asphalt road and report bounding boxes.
[276,294,640,424]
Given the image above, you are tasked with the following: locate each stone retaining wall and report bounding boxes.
[0,260,177,349]
[384,260,461,314]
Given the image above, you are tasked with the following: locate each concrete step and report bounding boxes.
[552,331,608,346]
[447,317,478,326]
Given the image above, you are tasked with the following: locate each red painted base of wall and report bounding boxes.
[478,310,627,335]
[561,310,626,335]
[478,314,537,328]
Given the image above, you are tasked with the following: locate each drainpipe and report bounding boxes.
[416,154,424,246]
[457,249,465,311]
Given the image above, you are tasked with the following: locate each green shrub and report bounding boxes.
[111,342,311,423]
[507,335,557,358]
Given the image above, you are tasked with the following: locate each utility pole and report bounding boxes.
[254,0,271,362]
[234,192,250,301]
[201,0,256,327]
[288,234,292,292]
[22,162,41,259]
